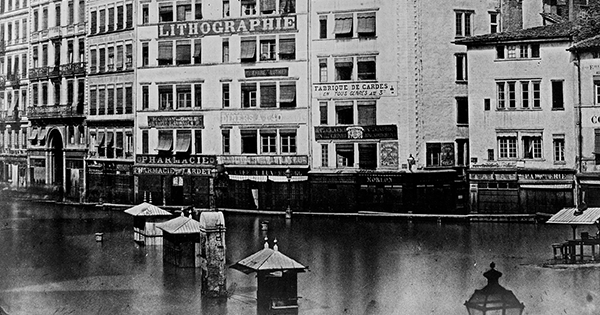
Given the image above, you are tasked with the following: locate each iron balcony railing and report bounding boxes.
[27,105,84,119]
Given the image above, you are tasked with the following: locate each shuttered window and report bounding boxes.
[334,14,353,37]
[260,83,276,108]
[279,83,296,107]
[240,38,256,61]
[357,12,375,37]
[157,41,173,65]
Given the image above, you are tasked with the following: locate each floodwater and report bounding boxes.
[0,199,598,315]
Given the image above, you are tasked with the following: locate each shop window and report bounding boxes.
[522,136,542,159]
[357,12,375,38]
[319,15,327,39]
[280,82,296,108]
[158,41,173,66]
[159,85,173,110]
[280,130,296,153]
[260,83,276,108]
[357,57,376,80]
[159,4,174,22]
[553,135,565,163]
[241,130,257,154]
[261,130,276,153]
[357,101,376,125]
[319,59,327,82]
[260,38,276,61]
[241,0,256,16]
[498,136,517,159]
[175,130,191,154]
[222,83,230,108]
[456,97,468,125]
[321,143,328,167]
[359,143,377,169]
[336,144,354,167]
[320,101,328,125]
[552,80,564,109]
[176,4,192,21]
[334,14,353,38]
[335,57,353,81]
[176,40,191,65]
[336,102,353,125]
[279,37,295,60]
[156,130,173,153]
[241,83,257,108]
[177,85,192,108]
[222,129,230,153]
[240,38,257,63]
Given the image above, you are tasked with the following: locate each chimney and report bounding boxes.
[501,0,523,32]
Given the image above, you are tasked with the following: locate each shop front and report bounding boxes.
[86,160,134,204]
[1,152,27,188]
[518,170,574,214]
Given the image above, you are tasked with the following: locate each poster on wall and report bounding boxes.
[380,141,399,168]
[440,143,455,166]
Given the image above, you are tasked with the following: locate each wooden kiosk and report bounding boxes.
[547,207,600,263]
[231,240,307,315]
[124,202,172,245]
[156,213,202,267]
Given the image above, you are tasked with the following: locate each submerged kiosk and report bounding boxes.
[124,202,172,245]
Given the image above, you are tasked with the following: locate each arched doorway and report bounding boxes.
[47,129,64,188]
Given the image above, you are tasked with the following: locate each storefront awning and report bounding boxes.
[28,128,38,141]
[37,127,49,142]
[547,207,600,225]
[228,175,307,182]
[268,175,308,182]
[174,133,191,153]
[229,175,268,182]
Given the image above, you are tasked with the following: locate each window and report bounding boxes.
[319,101,328,125]
[157,130,173,152]
[222,130,230,153]
[177,85,192,108]
[487,149,494,161]
[142,4,149,24]
[240,38,257,63]
[108,7,114,31]
[484,98,491,111]
[507,45,516,59]
[357,101,376,125]
[455,11,472,37]
[490,12,499,33]
[335,57,353,81]
[126,3,132,28]
[595,79,600,104]
[359,143,377,169]
[116,45,123,69]
[496,45,505,59]
[595,129,600,165]
[222,83,230,108]
[222,39,229,63]
[98,86,106,115]
[319,59,327,82]
[522,136,542,159]
[142,86,149,109]
[142,130,149,154]
[43,7,48,29]
[177,4,192,21]
[520,81,529,108]
[357,12,375,38]
[279,82,296,108]
[176,40,191,65]
[159,4,174,22]
[126,44,132,68]
[193,84,202,108]
[193,130,202,153]
[79,0,85,24]
[260,83,276,108]
[498,137,517,159]
[336,102,353,124]
[34,10,39,31]
[281,0,295,14]
[357,57,376,80]
[321,144,328,167]
[260,38,276,61]
[142,42,149,66]
[159,85,173,110]
[67,80,74,105]
[497,82,505,108]
[89,89,96,115]
[553,135,565,162]
[117,5,124,29]
[336,144,354,167]
[175,130,191,154]
[456,97,468,125]
[334,14,353,38]
[241,0,256,16]
[279,37,295,60]
[261,130,276,153]
[241,130,257,154]
[195,0,202,19]
[260,0,275,14]
[426,143,441,166]
[531,44,540,58]
[98,47,105,71]
[98,8,105,32]
[116,87,124,114]
[280,130,296,153]
[456,53,467,81]
[519,44,528,58]
[241,83,257,107]
[157,41,173,65]
[552,80,564,109]
[319,15,327,39]
[223,0,230,17]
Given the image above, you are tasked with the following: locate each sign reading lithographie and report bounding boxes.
[158,16,297,38]
[313,82,397,98]
[221,110,306,124]
[147,116,204,129]
[133,166,213,176]
[469,172,517,181]
[136,154,217,166]
[380,141,399,167]
[218,155,308,165]
[314,125,397,140]
[519,172,573,181]
[245,68,289,77]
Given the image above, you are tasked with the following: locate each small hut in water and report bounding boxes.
[156,213,202,268]
[231,240,307,314]
[124,202,172,245]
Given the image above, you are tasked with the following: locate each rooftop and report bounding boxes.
[230,241,307,274]
[156,214,201,234]
[124,202,172,217]
[456,22,576,45]
[568,34,600,51]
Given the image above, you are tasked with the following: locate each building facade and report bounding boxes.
[85,0,135,203]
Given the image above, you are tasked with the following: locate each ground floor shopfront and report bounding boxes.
[578,173,600,207]
[468,168,575,214]
[87,160,134,204]
[0,154,27,188]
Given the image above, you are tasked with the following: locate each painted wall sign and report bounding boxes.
[470,162,517,168]
[228,168,305,176]
[221,110,306,124]
[357,171,403,184]
[134,166,213,176]
[147,116,204,128]
[158,16,297,38]
[245,68,289,77]
[314,125,397,140]
[519,173,573,181]
[136,154,217,166]
[469,172,517,181]
[380,141,399,167]
[313,82,397,99]
[218,155,308,165]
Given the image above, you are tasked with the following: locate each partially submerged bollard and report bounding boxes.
[95,233,104,242]
[260,221,269,231]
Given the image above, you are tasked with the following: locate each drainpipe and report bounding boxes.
[575,51,583,206]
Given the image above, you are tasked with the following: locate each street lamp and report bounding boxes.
[285,168,292,219]
[465,262,524,315]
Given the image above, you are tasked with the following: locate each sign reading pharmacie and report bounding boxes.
[147,115,204,129]
[313,82,397,99]
[158,15,297,38]
[136,154,217,166]
[218,155,308,165]
[314,125,397,140]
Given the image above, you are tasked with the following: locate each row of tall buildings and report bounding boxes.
[0,0,597,214]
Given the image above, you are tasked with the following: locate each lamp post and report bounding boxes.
[285,168,292,219]
[465,262,525,315]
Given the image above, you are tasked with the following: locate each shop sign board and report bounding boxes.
[469,173,517,181]
[314,125,397,140]
[134,166,213,176]
[245,68,288,77]
[228,168,305,176]
[158,16,297,38]
[221,110,306,125]
[147,115,204,129]
[136,154,217,166]
[313,82,397,99]
[519,173,573,181]
[218,155,308,165]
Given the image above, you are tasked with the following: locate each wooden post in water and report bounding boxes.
[199,211,227,298]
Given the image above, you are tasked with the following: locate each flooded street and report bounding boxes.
[0,199,598,314]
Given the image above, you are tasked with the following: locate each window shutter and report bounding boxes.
[280,83,296,103]
[240,40,256,59]
[357,13,375,34]
[334,14,353,35]
[158,41,173,60]
[279,38,295,54]
[176,42,191,61]
[175,131,191,153]
[260,84,276,107]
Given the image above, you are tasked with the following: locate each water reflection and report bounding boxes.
[0,200,598,314]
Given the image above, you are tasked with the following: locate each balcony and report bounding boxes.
[0,148,27,156]
[48,66,60,78]
[48,26,61,39]
[60,62,87,77]
[7,74,20,87]
[28,104,84,119]
[29,67,49,80]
